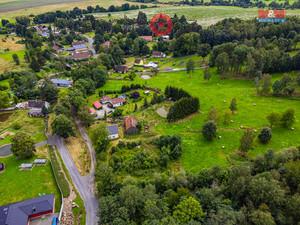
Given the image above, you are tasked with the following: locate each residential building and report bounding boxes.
[114,65,129,74]
[140,36,153,42]
[144,62,158,69]
[93,101,102,110]
[107,125,119,140]
[124,116,139,135]
[0,194,55,225]
[28,100,49,117]
[71,50,92,61]
[51,79,73,88]
[100,96,111,104]
[152,51,166,58]
[109,98,126,108]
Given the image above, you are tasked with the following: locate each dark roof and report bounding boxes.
[107,125,118,136]
[72,51,91,60]
[114,65,128,73]
[28,100,46,109]
[0,194,54,225]
[152,51,165,57]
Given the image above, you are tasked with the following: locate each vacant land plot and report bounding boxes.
[0,150,61,209]
[0,110,46,146]
[98,68,300,172]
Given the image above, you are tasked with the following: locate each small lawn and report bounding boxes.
[0,110,46,146]
[0,153,61,210]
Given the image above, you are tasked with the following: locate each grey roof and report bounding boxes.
[51,79,72,86]
[107,125,118,136]
[0,194,54,225]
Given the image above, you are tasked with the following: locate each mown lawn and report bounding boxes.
[98,68,300,172]
[0,154,61,210]
[0,110,46,146]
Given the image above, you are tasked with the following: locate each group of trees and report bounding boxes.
[167,97,200,122]
[267,109,296,129]
[97,146,300,225]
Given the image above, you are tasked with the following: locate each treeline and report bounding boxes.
[33,3,150,24]
[97,146,300,225]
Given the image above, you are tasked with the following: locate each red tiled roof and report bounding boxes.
[101,96,111,102]
[124,116,137,130]
[140,36,153,41]
[93,101,102,109]
[72,51,91,60]
[111,98,126,105]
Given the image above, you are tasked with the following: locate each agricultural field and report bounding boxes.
[0,146,61,210]
[97,66,300,173]
[0,110,46,147]
[94,6,300,26]
[0,0,153,19]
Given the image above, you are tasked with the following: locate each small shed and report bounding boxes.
[33,159,47,165]
[19,163,33,170]
[107,125,119,140]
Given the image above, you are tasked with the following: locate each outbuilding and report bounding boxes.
[124,116,139,135]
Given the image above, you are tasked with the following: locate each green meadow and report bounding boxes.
[97,67,300,172]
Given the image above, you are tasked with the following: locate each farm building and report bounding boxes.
[107,125,119,140]
[109,98,126,108]
[152,51,166,58]
[140,36,153,42]
[144,62,158,69]
[114,65,129,74]
[124,116,139,135]
[93,101,102,110]
[19,163,33,170]
[33,159,47,165]
[51,79,73,88]
[0,194,55,225]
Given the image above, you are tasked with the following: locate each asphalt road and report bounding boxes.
[48,124,99,225]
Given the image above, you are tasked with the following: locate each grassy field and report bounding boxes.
[0,0,152,19]
[97,66,300,172]
[94,6,300,26]
[0,147,61,210]
[0,110,46,146]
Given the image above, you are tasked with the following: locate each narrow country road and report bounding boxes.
[48,134,99,225]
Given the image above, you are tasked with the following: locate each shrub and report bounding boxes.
[258,127,272,144]
[239,129,255,153]
[202,121,217,141]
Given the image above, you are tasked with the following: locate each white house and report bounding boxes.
[109,98,126,108]
[107,125,119,140]
[144,62,158,69]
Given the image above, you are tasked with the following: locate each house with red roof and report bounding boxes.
[93,101,102,110]
[100,96,111,104]
[140,36,153,42]
[109,98,126,108]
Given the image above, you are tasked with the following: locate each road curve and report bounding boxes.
[48,134,98,225]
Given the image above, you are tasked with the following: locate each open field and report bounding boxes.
[97,67,300,172]
[94,6,300,26]
[0,147,61,210]
[0,0,153,19]
[0,110,46,146]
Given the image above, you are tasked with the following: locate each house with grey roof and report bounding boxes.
[51,79,73,88]
[107,125,119,140]
[0,194,55,225]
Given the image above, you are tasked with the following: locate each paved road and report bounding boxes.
[0,140,48,157]
[85,36,96,56]
[48,125,99,225]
